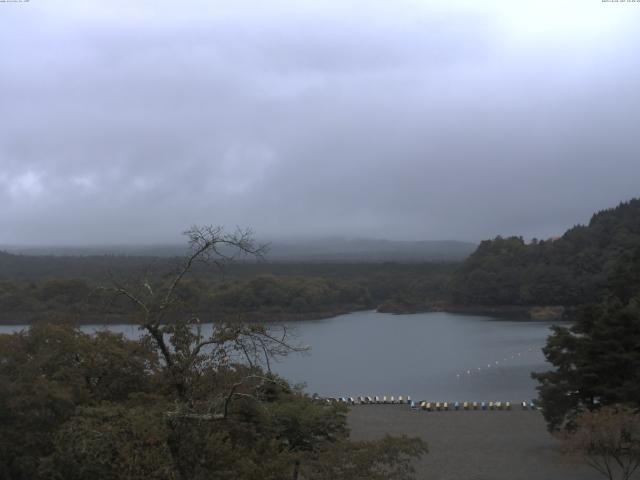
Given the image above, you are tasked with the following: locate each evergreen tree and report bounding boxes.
[532,298,640,431]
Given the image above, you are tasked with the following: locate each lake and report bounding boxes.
[0,310,557,402]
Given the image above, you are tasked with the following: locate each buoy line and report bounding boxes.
[455,347,537,380]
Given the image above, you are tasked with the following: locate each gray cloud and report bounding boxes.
[1,0,639,245]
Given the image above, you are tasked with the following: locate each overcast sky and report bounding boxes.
[1,0,639,245]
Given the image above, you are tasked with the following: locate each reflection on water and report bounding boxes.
[0,310,558,401]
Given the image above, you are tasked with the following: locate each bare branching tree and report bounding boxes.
[106,225,304,405]
[103,226,311,479]
[561,406,640,480]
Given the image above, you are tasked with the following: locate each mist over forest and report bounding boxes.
[2,237,476,262]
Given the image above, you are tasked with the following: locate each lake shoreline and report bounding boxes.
[379,304,569,321]
[0,308,370,327]
[0,304,570,326]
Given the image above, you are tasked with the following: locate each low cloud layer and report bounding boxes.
[1,0,639,245]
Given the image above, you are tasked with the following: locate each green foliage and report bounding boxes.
[46,404,175,480]
[0,263,458,324]
[451,199,640,307]
[0,323,425,480]
[204,275,374,314]
[0,324,159,480]
[532,298,640,431]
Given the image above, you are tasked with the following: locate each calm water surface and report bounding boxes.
[0,311,557,402]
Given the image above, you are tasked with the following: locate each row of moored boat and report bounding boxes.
[324,397,538,411]
[326,395,411,405]
[413,400,537,411]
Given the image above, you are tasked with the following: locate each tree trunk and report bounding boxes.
[292,459,301,480]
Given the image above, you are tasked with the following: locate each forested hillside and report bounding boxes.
[450,199,640,307]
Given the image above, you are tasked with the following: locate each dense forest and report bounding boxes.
[450,199,640,309]
[528,202,640,434]
[0,275,372,324]
[0,252,455,324]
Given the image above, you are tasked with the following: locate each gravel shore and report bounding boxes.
[348,405,602,480]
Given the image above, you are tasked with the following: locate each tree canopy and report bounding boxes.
[451,199,640,308]
[532,298,640,431]
[530,207,640,431]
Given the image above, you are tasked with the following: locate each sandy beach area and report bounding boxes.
[348,405,603,480]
